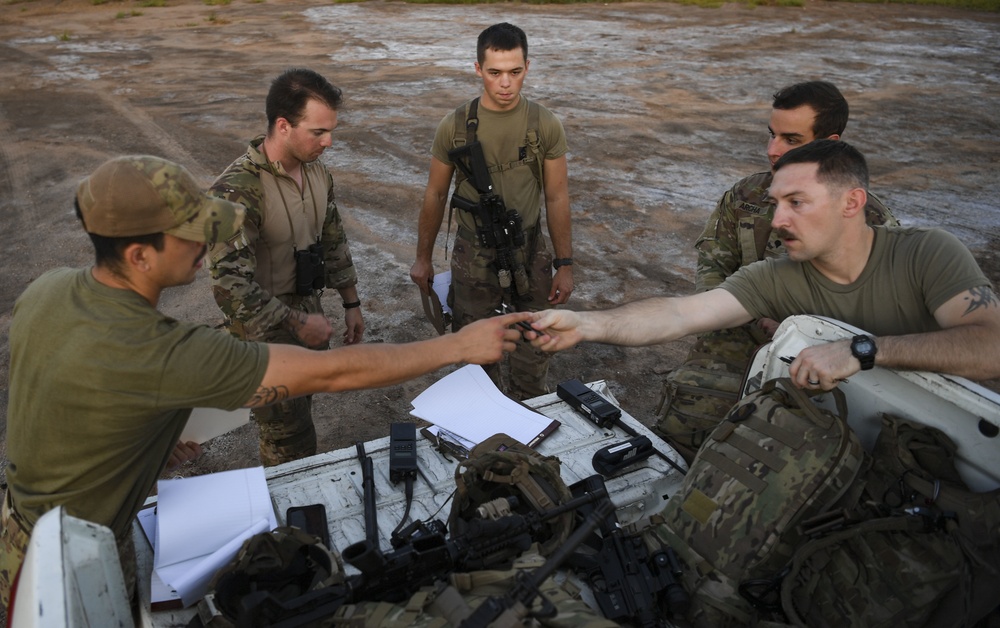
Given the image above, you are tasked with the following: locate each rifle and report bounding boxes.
[226,485,612,627]
[457,498,616,628]
[340,487,609,603]
[566,475,691,627]
[447,140,529,299]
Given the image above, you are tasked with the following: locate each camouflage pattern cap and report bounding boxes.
[77,155,244,245]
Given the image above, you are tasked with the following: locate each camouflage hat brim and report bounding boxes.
[166,196,245,246]
[77,155,244,245]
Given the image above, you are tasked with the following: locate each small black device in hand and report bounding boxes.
[294,241,326,296]
[557,379,622,428]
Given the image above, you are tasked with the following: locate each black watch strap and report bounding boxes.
[851,334,877,370]
[552,258,573,269]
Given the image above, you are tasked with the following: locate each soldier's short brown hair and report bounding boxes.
[772,81,849,140]
[266,68,343,132]
[477,23,528,65]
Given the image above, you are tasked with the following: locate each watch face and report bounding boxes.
[855,339,874,354]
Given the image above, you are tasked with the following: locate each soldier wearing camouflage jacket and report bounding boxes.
[209,69,363,466]
[655,81,898,462]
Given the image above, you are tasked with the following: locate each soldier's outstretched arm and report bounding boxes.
[410,157,455,294]
[243,311,532,408]
[528,290,753,352]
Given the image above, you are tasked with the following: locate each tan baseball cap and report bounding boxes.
[77,155,244,245]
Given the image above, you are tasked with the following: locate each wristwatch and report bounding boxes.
[552,258,573,269]
[851,334,877,370]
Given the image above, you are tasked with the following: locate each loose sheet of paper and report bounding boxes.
[180,407,251,444]
[433,271,452,314]
[152,467,276,607]
[410,364,557,446]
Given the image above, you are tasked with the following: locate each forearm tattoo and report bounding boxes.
[247,385,291,407]
[963,286,999,316]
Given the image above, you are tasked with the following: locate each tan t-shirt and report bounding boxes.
[432,96,567,233]
[721,226,991,336]
[7,268,269,539]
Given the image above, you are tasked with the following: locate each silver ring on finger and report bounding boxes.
[807,378,820,386]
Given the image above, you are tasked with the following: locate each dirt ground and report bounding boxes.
[1,0,998,486]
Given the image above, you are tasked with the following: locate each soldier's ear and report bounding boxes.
[274,116,293,136]
[842,187,867,219]
[123,242,152,273]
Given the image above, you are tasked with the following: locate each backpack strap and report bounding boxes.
[524,99,544,192]
[443,98,481,259]
[444,98,544,257]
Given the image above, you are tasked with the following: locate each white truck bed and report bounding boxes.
[134,381,688,627]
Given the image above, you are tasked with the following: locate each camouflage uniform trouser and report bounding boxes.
[228,293,325,467]
[450,227,553,401]
[0,492,136,610]
[653,324,766,463]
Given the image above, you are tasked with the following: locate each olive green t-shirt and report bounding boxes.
[7,268,269,539]
[432,96,567,233]
[721,227,991,336]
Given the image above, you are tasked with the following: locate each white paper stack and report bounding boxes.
[145,467,277,607]
[410,365,559,449]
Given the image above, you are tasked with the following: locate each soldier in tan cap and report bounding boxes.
[0,155,531,609]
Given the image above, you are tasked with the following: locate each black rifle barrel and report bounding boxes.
[356,441,378,546]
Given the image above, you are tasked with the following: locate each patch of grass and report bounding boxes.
[397,0,996,9]
[138,0,166,7]
[115,9,144,17]
[205,0,231,5]
[205,10,230,22]
[834,0,999,11]
[57,30,71,41]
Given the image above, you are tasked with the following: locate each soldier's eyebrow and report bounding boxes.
[768,125,806,143]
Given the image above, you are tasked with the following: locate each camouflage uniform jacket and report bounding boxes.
[209,135,357,335]
[695,171,898,292]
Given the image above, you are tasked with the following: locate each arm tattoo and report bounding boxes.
[963,286,999,316]
[246,385,291,407]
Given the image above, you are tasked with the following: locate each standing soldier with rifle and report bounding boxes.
[410,22,575,400]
